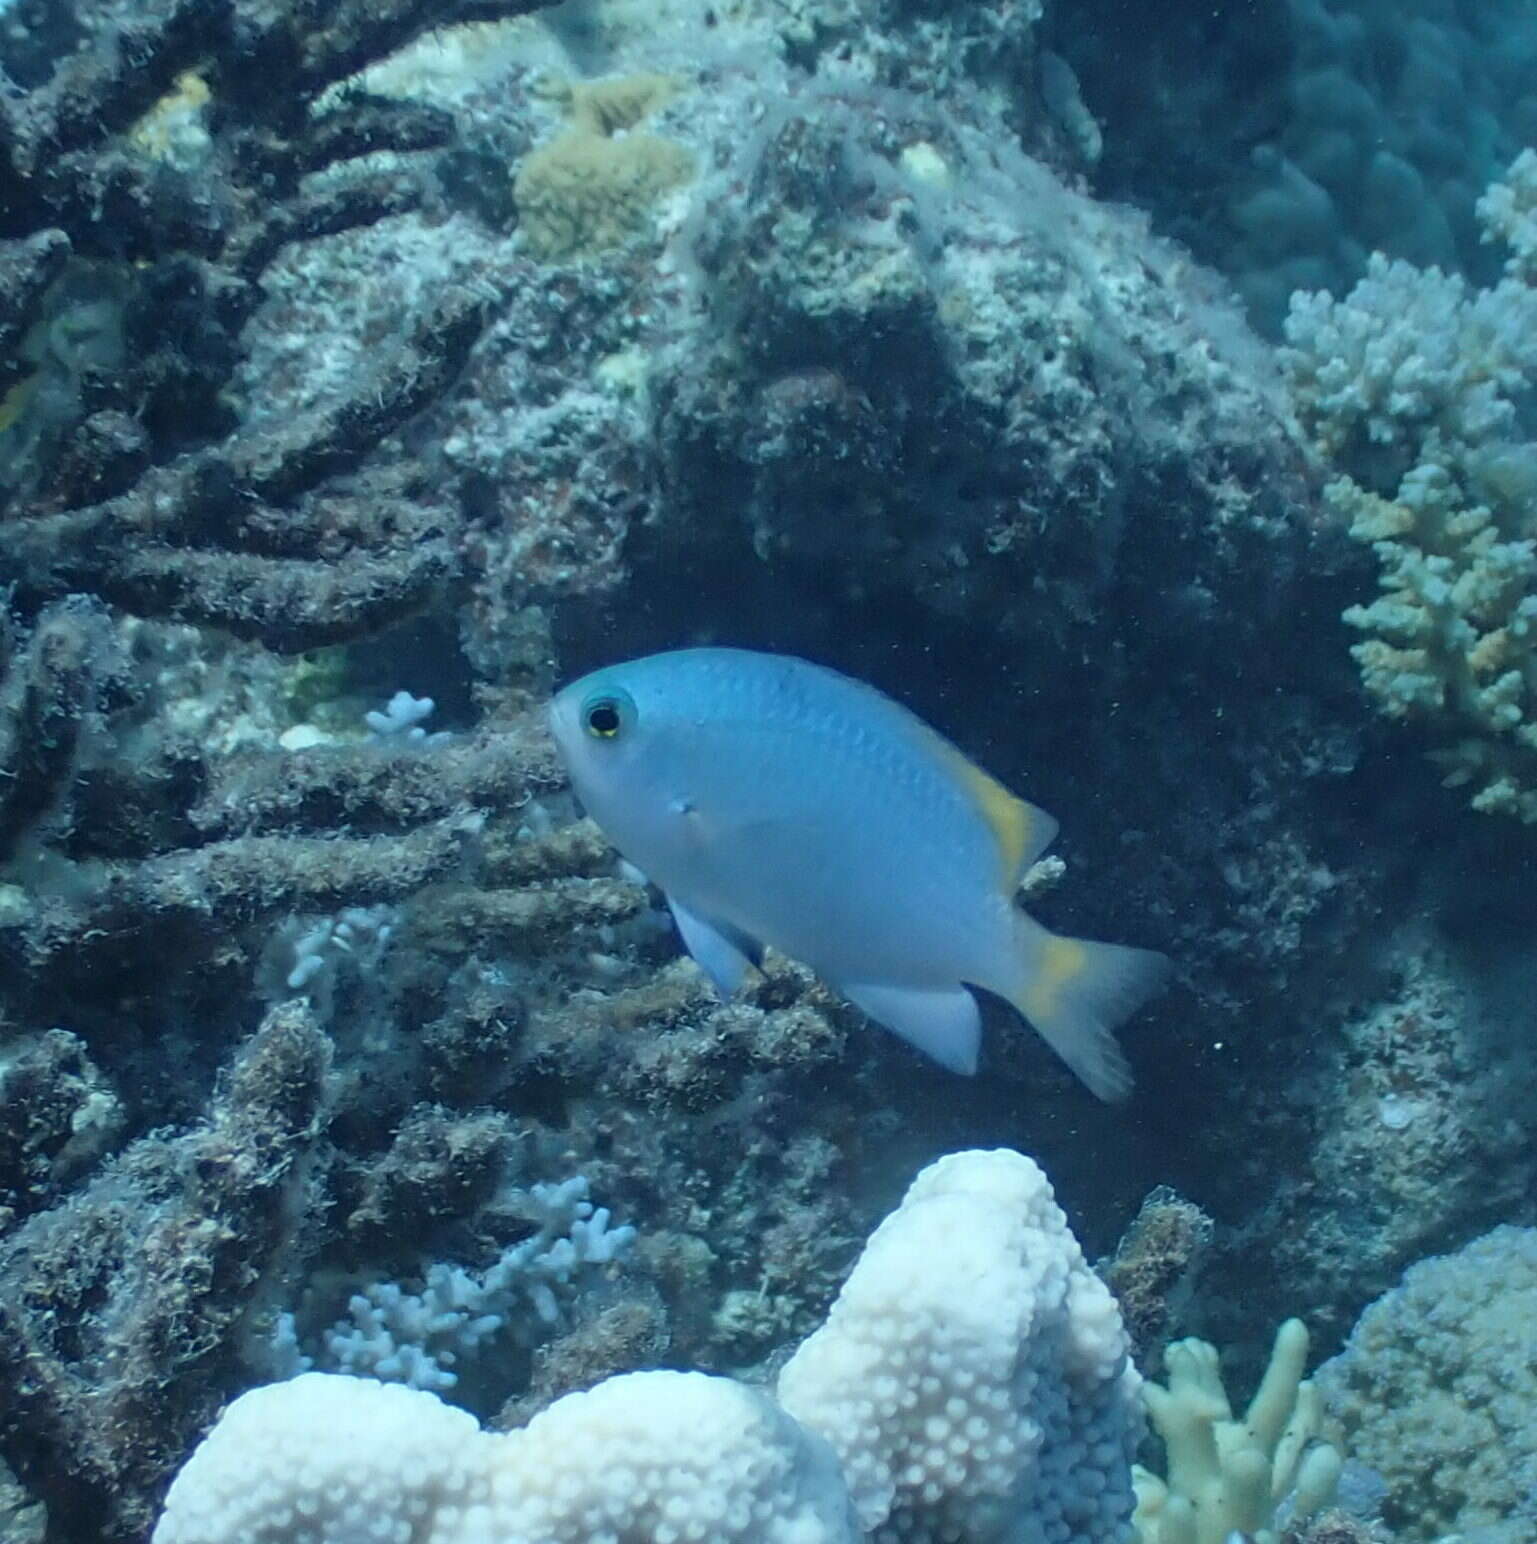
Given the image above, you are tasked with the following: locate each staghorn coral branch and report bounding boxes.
[1,816,483,973]
[189,725,561,839]
[6,290,491,646]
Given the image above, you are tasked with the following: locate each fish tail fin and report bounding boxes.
[1006,915,1170,1102]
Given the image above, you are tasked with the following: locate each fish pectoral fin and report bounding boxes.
[666,895,763,998]
[838,981,982,1076]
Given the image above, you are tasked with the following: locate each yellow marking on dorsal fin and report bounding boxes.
[956,759,1034,880]
[852,667,1059,889]
[931,744,1057,889]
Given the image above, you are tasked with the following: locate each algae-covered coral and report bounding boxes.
[1318,1227,1537,1542]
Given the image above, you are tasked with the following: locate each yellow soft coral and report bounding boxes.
[515,74,694,260]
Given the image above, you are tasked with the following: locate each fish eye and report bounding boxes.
[583,695,625,739]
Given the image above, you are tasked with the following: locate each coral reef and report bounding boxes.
[0,702,560,1061]
[631,57,1378,1076]
[1134,1319,1342,1544]
[0,0,585,1116]
[513,74,694,259]
[1100,1186,1213,1371]
[0,1454,45,1544]
[0,700,873,1538]
[779,1148,1141,1541]
[1281,1516,1392,1544]
[157,1369,861,1544]
[1189,923,1537,1368]
[1053,0,1537,332]
[0,594,125,866]
[2,0,1388,1231]
[1,0,550,636]
[0,0,1531,1538]
[0,1027,124,1229]
[268,1174,636,1399]
[0,1001,332,1542]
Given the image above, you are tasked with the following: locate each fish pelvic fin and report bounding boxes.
[666,895,763,997]
[1007,915,1170,1101]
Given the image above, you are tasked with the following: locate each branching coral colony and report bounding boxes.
[1283,150,1537,823]
[0,0,618,1535]
[0,0,563,983]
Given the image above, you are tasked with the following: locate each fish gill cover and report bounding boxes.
[0,0,1532,1539]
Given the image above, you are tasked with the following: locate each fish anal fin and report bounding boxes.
[839,981,982,1075]
[666,895,763,997]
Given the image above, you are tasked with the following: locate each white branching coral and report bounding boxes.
[1477,147,1537,283]
[266,1176,634,1392]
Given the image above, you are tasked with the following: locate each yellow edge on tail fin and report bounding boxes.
[1014,931,1170,1102]
[1024,934,1090,1021]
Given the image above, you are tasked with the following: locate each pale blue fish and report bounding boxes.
[547,647,1169,1100]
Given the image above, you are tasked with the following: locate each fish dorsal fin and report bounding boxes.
[944,749,1058,887]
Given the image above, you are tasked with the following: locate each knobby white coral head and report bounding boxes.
[153,1149,1141,1544]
